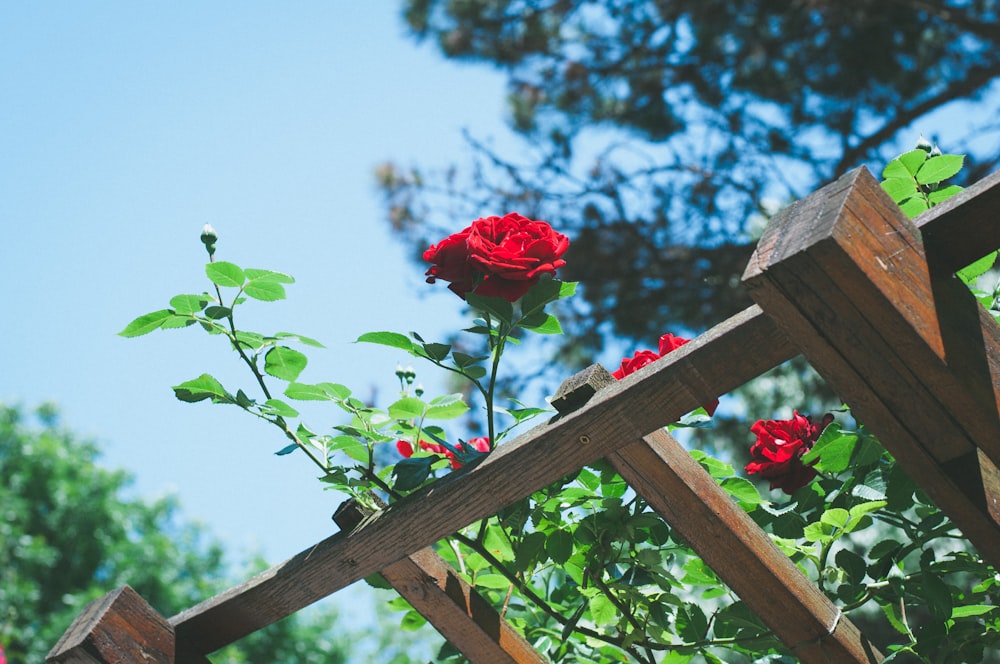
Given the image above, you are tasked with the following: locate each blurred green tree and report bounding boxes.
[0,404,428,663]
[381,0,1000,352]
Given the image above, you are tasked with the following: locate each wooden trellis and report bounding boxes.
[47,166,1000,664]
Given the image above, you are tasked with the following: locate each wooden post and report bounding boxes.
[553,364,881,664]
[46,585,208,664]
[743,166,1000,565]
[332,499,546,664]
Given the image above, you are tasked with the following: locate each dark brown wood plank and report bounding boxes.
[611,430,881,664]
[170,305,798,655]
[916,167,1000,274]
[744,166,1000,565]
[46,585,193,664]
[333,500,545,664]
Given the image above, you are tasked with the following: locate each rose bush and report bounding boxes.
[745,410,833,494]
[611,332,720,416]
[424,212,569,302]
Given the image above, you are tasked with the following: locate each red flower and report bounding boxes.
[395,437,491,469]
[424,213,569,302]
[611,333,719,416]
[745,410,834,494]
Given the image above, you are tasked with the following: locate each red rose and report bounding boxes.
[745,410,833,494]
[611,349,660,380]
[611,333,719,416]
[424,213,569,302]
[423,227,475,298]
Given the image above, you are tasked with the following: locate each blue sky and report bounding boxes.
[0,3,516,567]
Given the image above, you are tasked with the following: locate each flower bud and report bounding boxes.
[915,135,933,153]
[415,383,424,397]
[200,224,218,257]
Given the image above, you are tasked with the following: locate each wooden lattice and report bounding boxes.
[47,166,1000,664]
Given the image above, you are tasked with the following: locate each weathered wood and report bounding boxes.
[170,305,798,655]
[548,363,879,663]
[743,166,1000,565]
[46,585,192,664]
[915,166,1000,274]
[612,430,880,663]
[332,500,545,664]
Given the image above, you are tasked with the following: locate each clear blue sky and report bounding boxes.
[0,3,514,568]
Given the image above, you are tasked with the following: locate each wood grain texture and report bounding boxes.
[611,430,881,664]
[45,585,190,664]
[169,305,798,655]
[915,167,1000,274]
[333,500,545,664]
[744,166,1000,565]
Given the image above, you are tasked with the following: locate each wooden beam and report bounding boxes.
[46,585,202,664]
[916,167,1000,274]
[549,362,879,663]
[743,166,1000,565]
[612,430,881,663]
[332,500,545,664]
[170,305,798,655]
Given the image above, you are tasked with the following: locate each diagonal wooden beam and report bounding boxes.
[915,166,1000,274]
[550,363,880,663]
[332,499,545,664]
[169,305,798,655]
[743,166,1000,566]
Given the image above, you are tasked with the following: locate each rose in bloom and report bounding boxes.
[424,212,569,302]
[396,437,490,469]
[611,333,719,416]
[745,410,834,494]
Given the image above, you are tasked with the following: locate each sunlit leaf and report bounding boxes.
[205,261,245,287]
[118,309,173,337]
[264,346,307,382]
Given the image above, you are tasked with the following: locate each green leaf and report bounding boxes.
[898,148,928,176]
[545,528,573,564]
[588,594,617,626]
[159,315,196,330]
[676,604,709,642]
[234,330,267,351]
[898,196,929,218]
[952,605,997,619]
[483,525,515,561]
[275,443,299,456]
[393,456,434,491]
[263,346,308,382]
[520,312,563,334]
[203,305,231,320]
[880,177,918,205]
[802,426,856,473]
[329,435,368,463]
[172,374,233,404]
[720,477,761,508]
[957,251,997,285]
[356,331,415,353]
[881,156,912,180]
[421,342,451,361]
[118,309,173,337]
[388,397,426,420]
[243,280,286,301]
[244,268,294,283]
[921,571,953,622]
[169,294,210,315]
[262,398,299,418]
[205,261,245,287]
[472,573,511,590]
[916,154,964,185]
[520,278,564,316]
[274,331,325,348]
[820,507,850,530]
[425,394,469,420]
[466,292,514,325]
[928,184,963,206]
[284,382,349,401]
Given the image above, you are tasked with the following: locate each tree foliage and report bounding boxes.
[0,404,362,663]
[381,0,1000,349]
